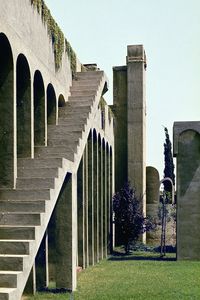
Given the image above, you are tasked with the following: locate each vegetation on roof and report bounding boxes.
[31,0,76,72]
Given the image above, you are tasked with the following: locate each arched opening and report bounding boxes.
[58,94,65,107]
[16,54,31,158]
[33,70,45,146]
[47,84,56,125]
[0,33,14,187]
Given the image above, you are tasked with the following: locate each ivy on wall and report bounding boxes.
[99,98,114,125]
[30,0,76,72]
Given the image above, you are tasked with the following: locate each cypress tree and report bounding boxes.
[163,127,175,193]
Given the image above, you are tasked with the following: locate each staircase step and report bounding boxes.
[0,213,40,226]
[47,138,79,147]
[0,271,20,288]
[0,227,35,240]
[64,104,91,112]
[0,200,45,213]
[75,71,103,80]
[0,241,29,255]
[16,178,55,190]
[72,80,98,87]
[48,124,83,133]
[58,109,89,118]
[0,288,16,300]
[18,167,59,178]
[47,129,81,140]
[0,255,27,271]
[35,145,76,156]
[70,85,97,92]
[69,90,96,97]
[68,95,94,102]
[0,189,51,201]
[68,99,93,106]
[58,118,87,126]
[37,150,75,161]
[18,158,63,169]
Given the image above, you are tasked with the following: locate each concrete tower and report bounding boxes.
[112,44,147,220]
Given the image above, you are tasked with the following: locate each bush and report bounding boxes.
[113,182,154,254]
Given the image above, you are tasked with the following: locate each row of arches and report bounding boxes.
[0,33,66,187]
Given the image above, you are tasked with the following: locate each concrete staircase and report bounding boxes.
[0,71,107,300]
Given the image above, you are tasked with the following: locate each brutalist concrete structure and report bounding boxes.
[0,1,114,299]
[0,1,149,299]
[112,45,147,242]
[173,121,200,260]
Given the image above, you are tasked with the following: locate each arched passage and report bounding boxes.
[16,54,31,158]
[34,70,45,146]
[0,33,14,187]
[47,84,56,125]
[58,94,65,107]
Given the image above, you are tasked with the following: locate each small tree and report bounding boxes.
[113,182,152,254]
[163,127,175,194]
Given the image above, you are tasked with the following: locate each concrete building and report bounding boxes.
[173,122,200,260]
[0,1,147,299]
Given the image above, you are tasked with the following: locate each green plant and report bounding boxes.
[113,182,153,254]
[30,0,76,72]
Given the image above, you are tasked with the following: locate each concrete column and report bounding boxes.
[146,166,160,245]
[23,264,36,295]
[127,45,147,241]
[112,66,128,190]
[84,145,89,267]
[35,231,49,289]
[55,173,77,291]
[93,131,99,263]
[107,146,111,254]
[98,136,103,260]
[103,140,107,258]
[88,133,94,265]
[77,158,85,268]
[110,148,114,252]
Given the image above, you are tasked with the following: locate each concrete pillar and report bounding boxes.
[93,131,99,263]
[23,264,36,295]
[103,140,107,258]
[0,33,14,188]
[88,133,94,265]
[146,166,160,245]
[16,54,31,158]
[35,231,49,289]
[106,144,110,254]
[112,66,128,190]
[84,145,89,267]
[174,122,200,260]
[98,136,103,260]
[77,158,85,268]
[55,173,77,291]
[110,147,114,252]
[127,45,146,216]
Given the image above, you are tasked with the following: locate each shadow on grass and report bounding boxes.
[108,251,176,262]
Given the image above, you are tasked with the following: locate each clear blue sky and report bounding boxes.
[46,0,200,177]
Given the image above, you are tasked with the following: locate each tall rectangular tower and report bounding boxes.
[112,45,147,215]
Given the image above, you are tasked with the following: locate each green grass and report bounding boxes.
[25,251,200,300]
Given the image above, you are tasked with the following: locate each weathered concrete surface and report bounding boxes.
[146,166,160,245]
[174,121,200,260]
[113,45,147,244]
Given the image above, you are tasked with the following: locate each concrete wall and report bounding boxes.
[174,121,200,259]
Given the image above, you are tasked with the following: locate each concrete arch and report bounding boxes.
[33,70,45,146]
[16,53,31,158]
[47,83,56,125]
[58,94,65,107]
[178,129,200,197]
[0,33,14,187]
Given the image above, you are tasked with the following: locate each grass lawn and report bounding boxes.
[25,251,200,300]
